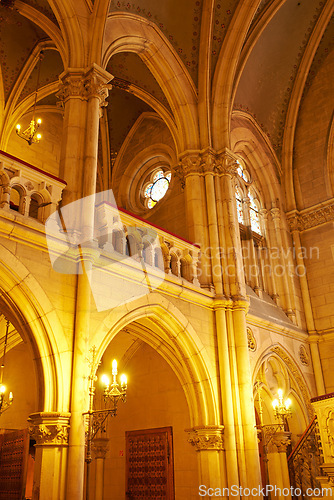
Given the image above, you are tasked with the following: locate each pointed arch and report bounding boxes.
[281,0,334,211]
[91,293,220,428]
[102,13,199,152]
[253,343,313,424]
[0,244,69,413]
[212,0,260,150]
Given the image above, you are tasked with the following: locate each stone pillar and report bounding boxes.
[266,431,292,500]
[57,65,112,500]
[28,412,71,500]
[179,152,212,289]
[188,426,226,498]
[92,438,109,500]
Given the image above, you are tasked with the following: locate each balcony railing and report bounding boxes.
[0,150,66,223]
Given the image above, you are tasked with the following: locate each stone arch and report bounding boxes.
[102,13,199,152]
[91,293,220,428]
[253,343,312,433]
[0,244,69,413]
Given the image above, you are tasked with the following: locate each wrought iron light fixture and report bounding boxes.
[272,388,292,426]
[84,347,127,500]
[16,52,43,145]
[0,320,13,416]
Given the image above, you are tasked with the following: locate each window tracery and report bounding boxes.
[235,159,262,236]
[143,169,171,209]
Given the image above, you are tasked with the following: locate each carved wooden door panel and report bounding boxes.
[0,429,29,500]
[125,427,174,500]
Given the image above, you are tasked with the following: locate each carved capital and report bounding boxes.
[216,149,239,177]
[28,412,71,446]
[271,431,291,453]
[57,65,113,107]
[179,152,202,175]
[187,425,224,451]
[201,148,217,174]
[92,437,109,459]
[247,327,257,352]
[286,211,301,232]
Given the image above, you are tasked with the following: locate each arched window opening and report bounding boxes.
[29,194,40,219]
[144,170,171,209]
[249,191,261,235]
[235,187,244,224]
[9,187,21,212]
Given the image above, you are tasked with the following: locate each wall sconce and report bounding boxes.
[272,388,292,426]
[84,347,127,500]
[0,320,13,416]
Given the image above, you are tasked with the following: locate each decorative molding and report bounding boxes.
[287,201,334,232]
[247,327,257,352]
[92,437,109,459]
[271,346,314,418]
[57,66,113,107]
[299,345,310,366]
[271,431,291,453]
[187,425,224,451]
[28,412,71,446]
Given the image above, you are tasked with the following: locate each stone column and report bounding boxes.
[266,430,292,500]
[28,412,71,500]
[57,65,112,500]
[188,426,226,498]
[179,152,212,289]
[92,438,109,500]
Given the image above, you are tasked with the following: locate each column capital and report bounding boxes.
[92,437,109,459]
[28,412,71,446]
[216,148,239,177]
[270,430,291,453]
[179,150,202,175]
[57,64,113,106]
[186,425,224,451]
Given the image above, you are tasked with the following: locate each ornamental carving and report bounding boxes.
[247,327,257,352]
[28,412,70,446]
[179,153,202,176]
[57,67,113,107]
[287,202,334,232]
[271,431,291,453]
[92,438,109,459]
[299,345,309,366]
[187,426,224,451]
[271,346,314,418]
[216,150,239,177]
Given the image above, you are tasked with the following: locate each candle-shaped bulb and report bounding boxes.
[9,392,13,403]
[0,385,5,394]
[112,359,117,376]
[121,374,127,388]
[36,134,42,140]
[272,398,279,409]
[37,118,42,124]
[285,398,292,410]
[278,388,283,401]
[16,124,21,131]
[101,374,110,388]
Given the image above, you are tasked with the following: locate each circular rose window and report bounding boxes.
[144,170,171,209]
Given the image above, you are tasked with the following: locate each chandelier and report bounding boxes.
[0,320,13,416]
[16,51,43,145]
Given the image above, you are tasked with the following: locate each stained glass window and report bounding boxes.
[144,170,171,209]
[248,192,261,234]
[235,187,244,224]
[236,160,249,182]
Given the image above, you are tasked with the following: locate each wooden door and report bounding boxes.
[0,429,29,500]
[126,427,174,500]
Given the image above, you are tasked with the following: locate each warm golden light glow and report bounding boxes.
[0,385,5,394]
[272,398,279,409]
[285,398,292,409]
[101,374,110,387]
[112,359,117,376]
[121,374,127,387]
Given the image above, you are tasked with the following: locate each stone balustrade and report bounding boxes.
[0,150,66,223]
[95,202,201,287]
